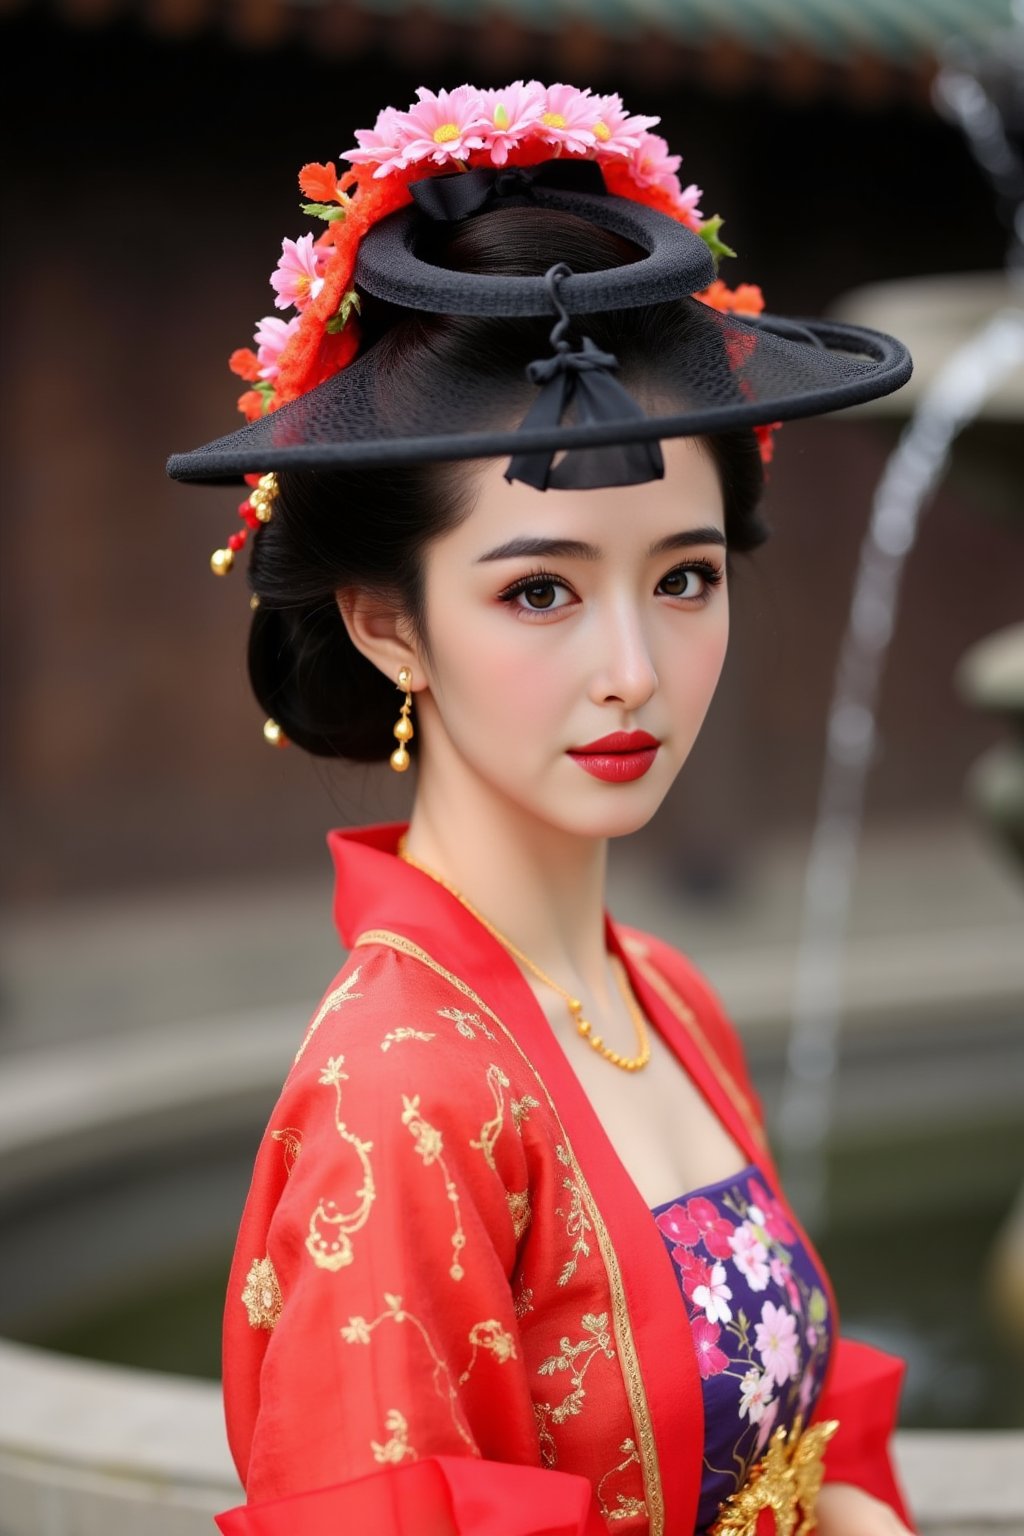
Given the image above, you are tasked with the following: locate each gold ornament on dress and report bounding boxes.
[390,666,415,772]
[708,1414,840,1536]
[397,837,651,1073]
[241,1255,283,1330]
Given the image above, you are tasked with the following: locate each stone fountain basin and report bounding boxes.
[0,1005,1021,1535]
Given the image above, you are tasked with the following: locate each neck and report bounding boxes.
[404,760,611,1005]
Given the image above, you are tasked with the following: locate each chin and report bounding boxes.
[544,780,677,842]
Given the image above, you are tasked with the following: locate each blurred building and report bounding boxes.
[1,0,1020,905]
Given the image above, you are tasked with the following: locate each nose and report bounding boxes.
[588,597,658,712]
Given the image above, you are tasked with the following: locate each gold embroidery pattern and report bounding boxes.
[438,1005,497,1042]
[513,1275,535,1318]
[709,1415,839,1536]
[596,1439,648,1523]
[554,1144,593,1286]
[401,1092,467,1280]
[624,941,767,1155]
[511,1093,541,1130]
[534,1311,616,1466]
[469,1063,511,1173]
[507,1188,532,1241]
[242,1255,282,1330]
[270,1126,303,1176]
[460,1318,518,1384]
[353,930,663,1536]
[341,1292,514,1452]
[305,1054,376,1272]
[294,968,363,1065]
[380,1027,436,1051]
[371,1408,417,1464]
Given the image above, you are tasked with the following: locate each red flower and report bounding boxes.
[236,390,265,423]
[697,279,765,316]
[229,348,261,383]
[691,1316,729,1380]
[685,1196,736,1261]
[297,161,346,204]
[655,1203,700,1248]
[673,1249,711,1303]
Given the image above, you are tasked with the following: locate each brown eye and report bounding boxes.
[523,582,557,609]
[659,569,699,598]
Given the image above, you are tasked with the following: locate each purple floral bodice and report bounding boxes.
[651,1165,834,1533]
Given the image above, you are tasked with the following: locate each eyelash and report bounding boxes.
[497,560,724,613]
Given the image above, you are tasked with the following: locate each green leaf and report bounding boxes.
[300,201,348,223]
[809,1287,827,1324]
[326,289,362,334]
[698,214,737,266]
[253,380,276,415]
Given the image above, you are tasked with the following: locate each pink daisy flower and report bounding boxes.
[478,79,546,166]
[627,132,683,195]
[270,234,326,312]
[253,314,300,380]
[754,1300,800,1389]
[391,85,489,171]
[340,105,408,178]
[675,181,705,227]
[534,82,600,155]
[590,92,660,158]
[730,1222,770,1291]
[691,1316,729,1380]
[691,1261,733,1325]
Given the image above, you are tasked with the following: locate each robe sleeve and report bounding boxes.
[217,950,606,1536]
[813,1337,914,1527]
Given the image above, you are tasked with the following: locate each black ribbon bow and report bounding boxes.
[408,158,609,222]
[504,264,665,492]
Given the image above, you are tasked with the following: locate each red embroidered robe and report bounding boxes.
[216,823,912,1535]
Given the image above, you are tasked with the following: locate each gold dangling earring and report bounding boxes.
[390,667,414,772]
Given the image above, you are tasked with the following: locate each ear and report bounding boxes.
[336,588,427,691]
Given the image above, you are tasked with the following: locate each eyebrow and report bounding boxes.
[476,527,727,563]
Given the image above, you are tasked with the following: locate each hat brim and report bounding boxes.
[167,307,910,487]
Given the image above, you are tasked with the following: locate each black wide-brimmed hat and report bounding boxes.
[167,124,911,495]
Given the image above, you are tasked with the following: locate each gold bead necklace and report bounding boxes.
[397,838,651,1073]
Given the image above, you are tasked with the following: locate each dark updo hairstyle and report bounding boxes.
[248,207,769,759]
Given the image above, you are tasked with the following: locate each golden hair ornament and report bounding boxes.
[211,472,279,576]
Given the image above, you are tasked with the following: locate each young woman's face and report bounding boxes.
[413,435,730,840]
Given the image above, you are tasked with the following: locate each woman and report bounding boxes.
[169,83,915,1535]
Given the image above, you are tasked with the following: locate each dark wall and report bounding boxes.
[2,10,1019,901]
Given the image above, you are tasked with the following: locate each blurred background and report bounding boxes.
[1,0,1022,1529]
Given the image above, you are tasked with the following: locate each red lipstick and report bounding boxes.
[567,730,660,783]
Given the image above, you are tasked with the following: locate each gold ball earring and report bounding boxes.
[390,667,414,773]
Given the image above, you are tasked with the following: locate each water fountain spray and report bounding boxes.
[777,13,1024,1229]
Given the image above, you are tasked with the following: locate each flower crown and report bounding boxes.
[217,82,775,575]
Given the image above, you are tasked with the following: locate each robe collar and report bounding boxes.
[329,821,767,1171]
